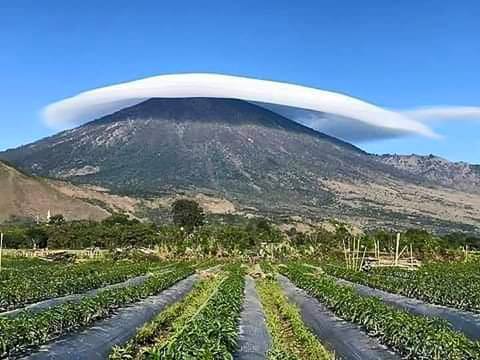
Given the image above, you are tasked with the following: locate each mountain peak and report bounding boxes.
[1,97,480,232]
[90,97,353,144]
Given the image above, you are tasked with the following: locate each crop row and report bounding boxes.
[0,264,193,359]
[110,271,226,359]
[256,274,332,360]
[145,264,245,359]
[324,262,480,312]
[369,260,480,280]
[281,263,480,360]
[0,260,167,311]
[0,258,58,282]
[0,256,50,271]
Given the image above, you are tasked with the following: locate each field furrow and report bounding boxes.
[0,264,193,359]
[277,274,399,360]
[0,260,169,312]
[335,277,480,341]
[22,275,198,360]
[280,263,480,359]
[234,275,271,360]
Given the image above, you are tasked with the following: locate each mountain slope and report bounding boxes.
[1,97,479,232]
[0,160,110,223]
[0,98,400,198]
[378,154,480,194]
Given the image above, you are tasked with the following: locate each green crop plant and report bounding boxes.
[0,259,168,312]
[324,261,480,312]
[281,263,480,360]
[110,271,226,359]
[146,264,245,359]
[256,271,332,360]
[0,264,193,359]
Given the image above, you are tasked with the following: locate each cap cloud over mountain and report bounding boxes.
[42,73,437,142]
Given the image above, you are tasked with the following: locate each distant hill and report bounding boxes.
[378,154,480,194]
[1,97,479,233]
[0,160,110,223]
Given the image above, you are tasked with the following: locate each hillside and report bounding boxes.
[378,154,480,194]
[1,97,479,232]
[0,160,110,223]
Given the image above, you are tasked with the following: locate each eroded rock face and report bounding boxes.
[56,166,100,178]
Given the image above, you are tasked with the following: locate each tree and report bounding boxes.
[25,226,49,249]
[49,214,65,226]
[102,213,137,226]
[171,199,205,233]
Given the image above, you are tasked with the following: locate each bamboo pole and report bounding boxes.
[395,233,400,266]
[346,238,350,269]
[360,245,367,271]
[353,236,356,270]
[355,237,359,270]
[410,243,413,268]
[352,236,356,270]
[357,237,362,271]
[0,232,3,273]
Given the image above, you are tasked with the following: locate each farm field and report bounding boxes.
[2,3,480,359]
[0,259,171,313]
[323,261,480,312]
[1,255,480,359]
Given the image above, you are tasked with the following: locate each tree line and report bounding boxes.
[0,199,479,257]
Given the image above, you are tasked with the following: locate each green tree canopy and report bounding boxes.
[25,226,49,249]
[171,199,205,233]
[49,214,65,226]
[102,213,139,226]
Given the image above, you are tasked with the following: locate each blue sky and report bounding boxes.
[1,1,479,163]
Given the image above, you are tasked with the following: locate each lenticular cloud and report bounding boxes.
[43,73,437,142]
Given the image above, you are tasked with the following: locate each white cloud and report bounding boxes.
[403,106,480,122]
[43,73,437,142]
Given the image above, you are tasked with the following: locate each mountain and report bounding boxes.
[1,97,479,233]
[378,154,480,194]
[0,160,110,223]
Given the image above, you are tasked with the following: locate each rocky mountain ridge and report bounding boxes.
[378,154,480,194]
